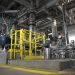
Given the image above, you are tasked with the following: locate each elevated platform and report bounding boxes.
[8,59,75,70]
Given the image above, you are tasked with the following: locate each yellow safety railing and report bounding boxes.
[8,29,45,60]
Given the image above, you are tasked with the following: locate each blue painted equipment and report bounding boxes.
[0,34,6,45]
[0,34,11,50]
[45,40,50,48]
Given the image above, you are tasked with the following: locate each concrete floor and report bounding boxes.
[0,67,75,75]
[0,68,42,75]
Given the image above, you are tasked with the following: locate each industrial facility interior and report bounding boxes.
[0,0,75,75]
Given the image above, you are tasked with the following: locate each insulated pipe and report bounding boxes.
[62,5,69,46]
[52,19,58,38]
[29,16,33,56]
[29,8,36,56]
[29,11,36,32]
[29,0,36,55]
[0,10,19,13]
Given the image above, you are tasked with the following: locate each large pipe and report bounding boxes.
[4,10,19,13]
[62,5,69,45]
[14,0,31,8]
[52,19,58,38]
[0,10,19,13]
[29,0,36,55]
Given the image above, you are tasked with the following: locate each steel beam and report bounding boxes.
[7,1,15,10]
[66,0,75,10]
[37,0,58,14]
[14,0,31,8]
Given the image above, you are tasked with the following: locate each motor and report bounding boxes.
[0,34,11,51]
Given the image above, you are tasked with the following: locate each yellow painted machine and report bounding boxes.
[8,29,45,60]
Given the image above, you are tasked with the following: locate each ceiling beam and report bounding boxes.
[37,0,58,14]
[0,5,5,9]
[1,0,6,5]
[66,0,75,10]
[14,0,31,8]
[7,1,15,10]
[37,21,52,30]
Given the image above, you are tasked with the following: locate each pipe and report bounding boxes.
[4,10,19,13]
[52,19,58,38]
[62,5,69,46]
[37,0,58,14]
[0,10,19,13]
[29,7,36,55]
[66,0,75,10]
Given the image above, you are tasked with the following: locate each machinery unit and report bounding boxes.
[8,29,45,60]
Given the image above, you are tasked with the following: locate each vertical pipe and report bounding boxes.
[29,1,34,56]
[29,7,36,56]
[62,5,69,46]
[29,25,32,56]
[52,19,58,38]
[29,25,33,31]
